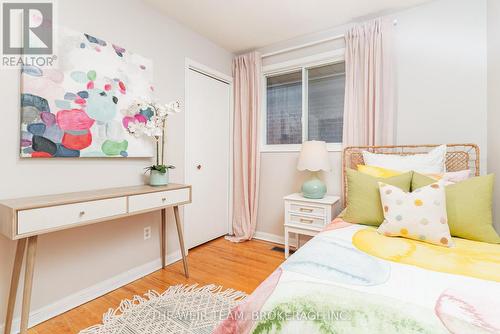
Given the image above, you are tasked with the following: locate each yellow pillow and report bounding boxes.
[358,165,469,186]
[357,165,403,178]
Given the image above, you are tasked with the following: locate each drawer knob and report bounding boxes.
[162,198,167,202]
[299,208,313,213]
[79,211,85,216]
[300,218,314,224]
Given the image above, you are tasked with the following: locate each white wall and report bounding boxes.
[0,0,232,330]
[255,0,488,239]
[393,0,487,173]
[487,0,500,231]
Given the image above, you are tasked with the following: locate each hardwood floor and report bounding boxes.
[28,237,285,333]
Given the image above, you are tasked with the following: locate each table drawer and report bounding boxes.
[128,188,190,213]
[17,197,127,235]
[289,203,325,217]
[288,213,325,227]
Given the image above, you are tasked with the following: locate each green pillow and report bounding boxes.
[343,169,413,226]
[412,173,500,243]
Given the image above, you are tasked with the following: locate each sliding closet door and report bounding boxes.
[185,66,231,249]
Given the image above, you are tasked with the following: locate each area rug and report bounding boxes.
[79,284,247,334]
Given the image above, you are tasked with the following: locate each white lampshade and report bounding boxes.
[297,141,331,172]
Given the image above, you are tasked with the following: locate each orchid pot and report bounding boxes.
[146,165,174,186]
[150,169,168,186]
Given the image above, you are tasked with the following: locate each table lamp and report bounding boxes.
[297,141,330,199]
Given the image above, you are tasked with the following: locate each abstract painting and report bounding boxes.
[20,27,154,158]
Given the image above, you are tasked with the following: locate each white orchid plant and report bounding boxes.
[124,97,181,174]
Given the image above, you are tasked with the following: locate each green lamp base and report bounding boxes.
[301,175,327,199]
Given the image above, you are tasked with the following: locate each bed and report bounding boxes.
[215,144,500,334]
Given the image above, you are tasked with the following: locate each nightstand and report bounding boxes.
[283,193,340,258]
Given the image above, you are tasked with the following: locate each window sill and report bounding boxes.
[260,143,343,153]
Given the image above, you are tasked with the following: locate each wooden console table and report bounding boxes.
[0,184,191,334]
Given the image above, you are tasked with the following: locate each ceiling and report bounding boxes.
[144,0,431,53]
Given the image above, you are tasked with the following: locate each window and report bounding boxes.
[307,63,345,143]
[263,61,345,150]
[266,71,302,145]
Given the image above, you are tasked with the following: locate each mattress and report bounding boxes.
[214,218,500,334]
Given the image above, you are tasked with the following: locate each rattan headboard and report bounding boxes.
[342,144,480,205]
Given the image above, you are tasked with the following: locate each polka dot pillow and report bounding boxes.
[377,180,453,247]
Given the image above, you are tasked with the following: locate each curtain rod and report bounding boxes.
[260,19,398,59]
[261,34,344,58]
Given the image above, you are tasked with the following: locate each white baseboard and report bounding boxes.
[1,250,182,334]
[253,231,298,248]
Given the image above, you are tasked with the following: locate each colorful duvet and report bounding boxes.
[214,219,500,334]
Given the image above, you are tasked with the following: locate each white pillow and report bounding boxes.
[362,145,447,174]
[377,180,453,247]
[426,169,471,186]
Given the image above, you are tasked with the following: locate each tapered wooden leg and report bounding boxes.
[284,228,289,259]
[20,236,37,334]
[4,238,27,334]
[173,206,189,278]
[160,208,166,268]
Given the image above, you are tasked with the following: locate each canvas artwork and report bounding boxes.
[20,27,155,158]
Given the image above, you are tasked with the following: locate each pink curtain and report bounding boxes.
[343,19,395,147]
[227,52,261,242]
